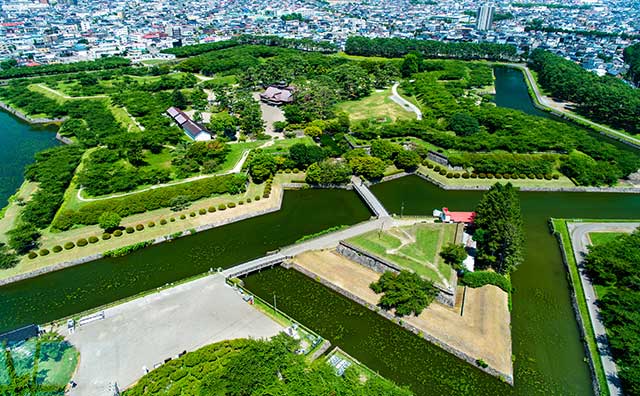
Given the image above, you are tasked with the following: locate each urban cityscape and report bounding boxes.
[1,0,640,79]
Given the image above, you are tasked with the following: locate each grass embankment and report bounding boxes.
[587,232,624,246]
[336,88,416,122]
[346,223,455,287]
[552,219,608,396]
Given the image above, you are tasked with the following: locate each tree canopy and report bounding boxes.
[473,183,524,274]
[370,271,438,317]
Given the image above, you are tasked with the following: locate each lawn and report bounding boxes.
[346,223,457,288]
[588,232,624,247]
[109,104,142,132]
[219,141,262,173]
[261,136,315,155]
[336,88,416,122]
[142,148,173,169]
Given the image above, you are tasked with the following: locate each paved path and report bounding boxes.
[390,82,422,120]
[66,274,283,396]
[507,64,640,148]
[351,176,390,218]
[567,222,640,396]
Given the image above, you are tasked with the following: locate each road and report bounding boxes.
[66,274,283,396]
[507,64,640,148]
[390,82,422,120]
[567,221,640,396]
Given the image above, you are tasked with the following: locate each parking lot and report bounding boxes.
[66,274,283,396]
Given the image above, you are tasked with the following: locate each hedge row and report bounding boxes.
[53,174,247,230]
[460,271,511,292]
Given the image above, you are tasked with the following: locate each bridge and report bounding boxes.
[221,253,288,278]
[351,176,390,218]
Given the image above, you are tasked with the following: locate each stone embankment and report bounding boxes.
[0,101,66,125]
[282,260,513,385]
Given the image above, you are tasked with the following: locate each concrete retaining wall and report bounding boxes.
[336,241,457,307]
[284,261,513,385]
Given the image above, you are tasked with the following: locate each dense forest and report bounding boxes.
[624,42,640,86]
[344,36,518,61]
[124,335,412,396]
[584,229,640,395]
[528,49,640,134]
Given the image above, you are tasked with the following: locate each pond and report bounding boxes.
[0,110,58,206]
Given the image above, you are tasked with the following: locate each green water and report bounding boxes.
[245,176,640,395]
[0,189,371,332]
[0,110,58,206]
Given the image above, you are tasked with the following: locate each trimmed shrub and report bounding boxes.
[136,224,144,231]
[544,174,552,180]
[293,168,299,173]
[503,174,510,179]
[113,229,123,237]
[527,174,535,179]
[434,165,442,172]
[255,196,261,201]
[218,203,227,210]
[102,233,111,240]
[180,214,186,219]
[238,200,244,205]
[519,174,527,179]
[535,174,543,179]
[148,221,155,228]
[189,212,196,217]
[126,226,135,234]
[39,249,50,256]
[426,162,434,169]
[64,242,75,250]
[77,238,88,247]
[199,208,207,215]
[471,173,478,178]
[462,173,470,179]
[552,174,560,179]
[479,173,486,179]
[454,173,461,178]
[246,198,252,203]
[446,172,454,178]
[52,245,63,253]
[89,236,99,243]
[28,251,38,259]
[208,206,216,213]
[439,169,447,176]
[495,174,502,179]
[227,202,236,208]
[160,218,167,225]
[487,174,494,179]
[170,217,176,222]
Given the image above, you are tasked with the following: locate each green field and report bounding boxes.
[336,88,416,123]
[346,223,457,287]
[588,232,624,247]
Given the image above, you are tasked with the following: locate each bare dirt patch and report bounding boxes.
[292,250,512,378]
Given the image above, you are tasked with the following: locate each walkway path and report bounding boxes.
[35,83,108,100]
[351,176,390,218]
[66,275,282,396]
[390,82,422,120]
[76,141,266,202]
[567,222,640,396]
[506,64,640,148]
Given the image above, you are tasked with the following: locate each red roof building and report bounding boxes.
[442,208,475,224]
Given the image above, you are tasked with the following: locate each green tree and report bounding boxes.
[473,183,524,274]
[401,53,421,77]
[449,112,480,136]
[98,211,121,231]
[370,271,438,317]
[304,125,323,139]
[0,243,19,269]
[349,156,386,180]
[330,63,373,100]
[249,153,277,183]
[439,243,468,271]
[370,139,402,161]
[394,150,421,171]
[170,88,187,109]
[305,160,352,185]
[288,143,326,168]
[8,223,41,254]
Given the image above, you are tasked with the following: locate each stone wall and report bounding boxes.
[285,261,513,385]
[0,101,66,124]
[336,241,457,307]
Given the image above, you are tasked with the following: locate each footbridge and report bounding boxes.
[351,176,390,218]
[222,254,288,278]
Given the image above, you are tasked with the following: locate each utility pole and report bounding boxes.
[401,200,405,218]
[273,293,277,314]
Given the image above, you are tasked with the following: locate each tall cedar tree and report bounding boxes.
[473,183,524,274]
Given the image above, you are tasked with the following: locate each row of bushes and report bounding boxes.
[460,271,512,292]
[427,163,559,180]
[53,174,247,230]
